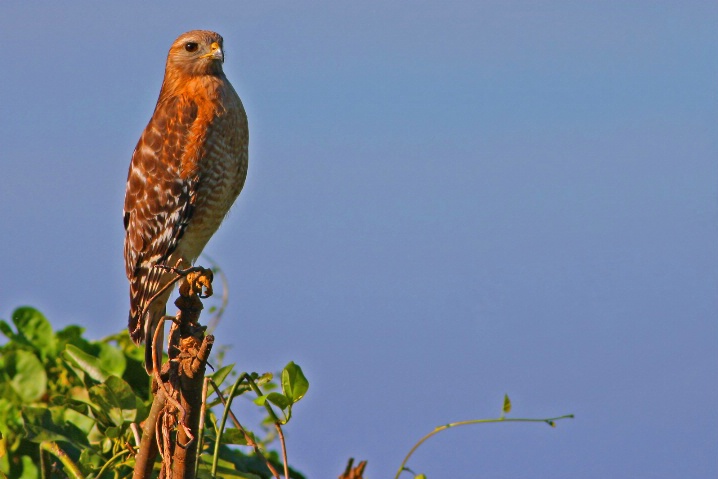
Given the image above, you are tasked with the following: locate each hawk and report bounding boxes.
[123,30,248,373]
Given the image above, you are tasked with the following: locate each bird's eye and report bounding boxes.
[184,42,199,52]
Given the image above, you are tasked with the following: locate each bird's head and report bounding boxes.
[166,30,225,77]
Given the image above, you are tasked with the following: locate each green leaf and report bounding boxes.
[96,342,127,377]
[0,398,22,443]
[502,394,512,414]
[266,392,291,409]
[220,427,252,445]
[253,372,274,389]
[78,448,104,471]
[198,455,263,479]
[209,372,275,408]
[6,350,47,402]
[88,376,139,427]
[20,455,40,479]
[0,319,34,350]
[22,406,90,448]
[62,344,111,383]
[122,340,145,363]
[64,408,95,436]
[281,361,308,404]
[51,392,91,412]
[0,320,15,339]
[55,325,85,344]
[254,392,290,411]
[12,307,57,359]
[211,364,234,388]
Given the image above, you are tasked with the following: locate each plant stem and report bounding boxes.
[243,374,290,477]
[96,449,130,479]
[394,414,574,479]
[39,442,85,479]
[274,422,289,479]
[212,374,243,477]
[209,379,281,479]
[244,373,281,423]
[196,377,211,478]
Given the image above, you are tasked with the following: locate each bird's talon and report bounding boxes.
[179,268,214,298]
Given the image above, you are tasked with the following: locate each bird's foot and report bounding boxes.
[179,267,214,299]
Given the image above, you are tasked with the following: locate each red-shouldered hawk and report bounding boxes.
[123,30,248,374]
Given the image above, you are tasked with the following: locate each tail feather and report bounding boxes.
[128,310,144,344]
[128,263,174,374]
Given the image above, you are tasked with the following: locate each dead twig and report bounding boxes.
[339,458,367,479]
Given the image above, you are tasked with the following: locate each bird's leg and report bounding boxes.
[154,262,208,281]
[153,258,185,276]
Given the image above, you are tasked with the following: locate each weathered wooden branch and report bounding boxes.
[132,386,164,479]
[133,267,215,479]
[170,291,214,479]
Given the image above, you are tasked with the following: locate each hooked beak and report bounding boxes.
[200,41,224,62]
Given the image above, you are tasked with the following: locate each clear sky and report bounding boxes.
[1,1,716,478]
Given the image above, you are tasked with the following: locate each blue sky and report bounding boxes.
[1,1,716,477]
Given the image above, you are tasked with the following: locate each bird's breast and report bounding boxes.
[175,90,248,263]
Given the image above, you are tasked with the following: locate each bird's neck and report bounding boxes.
[158,72,228,107]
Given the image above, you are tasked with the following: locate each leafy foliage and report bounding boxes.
[254,361,308,424]
[0,307,307,479]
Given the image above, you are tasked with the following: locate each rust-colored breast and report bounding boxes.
[172,75,249,263]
